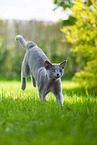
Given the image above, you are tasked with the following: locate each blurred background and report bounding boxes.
[0,0,97,88]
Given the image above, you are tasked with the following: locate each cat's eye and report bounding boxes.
[60,69,62,73]
[52,69,55,72]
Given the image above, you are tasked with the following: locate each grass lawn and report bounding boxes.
[0,80,97,145]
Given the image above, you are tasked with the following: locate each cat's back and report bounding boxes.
[28,46,49,69]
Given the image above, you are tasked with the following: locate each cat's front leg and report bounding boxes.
[52,85,63,104]
[54,92,63,104]
[38,87,46,101]
[52,79,63,104]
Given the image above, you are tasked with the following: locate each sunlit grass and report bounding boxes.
[0,80,97,145]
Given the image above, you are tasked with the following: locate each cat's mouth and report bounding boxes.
[50,75,60,79]
[55,76,60,79]
[55,74,60,79]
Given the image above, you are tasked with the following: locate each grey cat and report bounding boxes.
[15,35,67,104]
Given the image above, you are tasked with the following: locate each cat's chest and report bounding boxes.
[43,81,52,96]
[44,79,55,91]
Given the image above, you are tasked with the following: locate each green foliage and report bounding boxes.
[53,0,96,10]
[53,0,73,10]
[53,0,76,27]
[61,15,76,26]
[0,20,8,70]
[61,0,97,88]
[0,80,97,145]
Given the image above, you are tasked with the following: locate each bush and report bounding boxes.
[61,0,97,88]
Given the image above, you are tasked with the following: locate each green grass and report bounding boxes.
[0,80,97,145]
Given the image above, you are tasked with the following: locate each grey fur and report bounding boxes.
[15,35,67,104]
[15,35,37,49]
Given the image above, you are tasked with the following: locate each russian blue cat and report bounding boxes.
[16,35,67,104]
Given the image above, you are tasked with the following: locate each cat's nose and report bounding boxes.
[57,73,59,77]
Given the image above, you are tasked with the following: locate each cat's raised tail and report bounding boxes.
[15,35,37,49]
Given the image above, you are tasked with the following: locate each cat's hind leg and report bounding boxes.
[21,76,26,90]
[21,62,29,90]
[31,75,36,87]
[38,88,42,100]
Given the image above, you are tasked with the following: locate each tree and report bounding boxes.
[53,0,96,10]
[53,0,73,10]
[61,0,97,88]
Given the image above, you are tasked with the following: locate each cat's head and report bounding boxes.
[44,60,67,80]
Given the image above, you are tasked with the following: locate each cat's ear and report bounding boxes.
[44,60,52,69]
[60,60,67,69]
